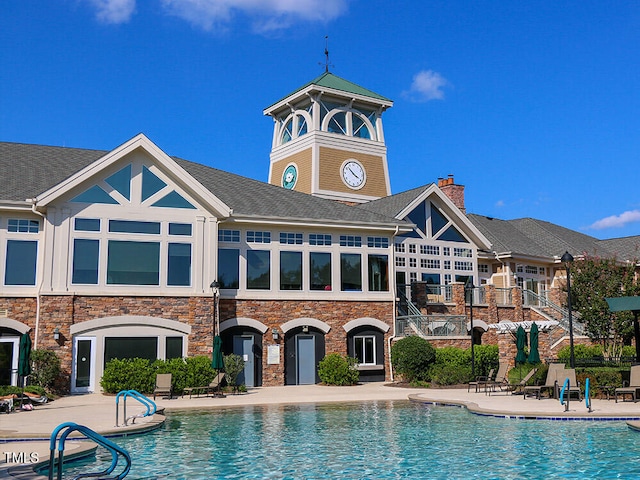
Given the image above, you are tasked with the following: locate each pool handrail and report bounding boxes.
[560,377,571,411]
[115,389,157,427]
[48,421,131,480]
[585,377,592,412]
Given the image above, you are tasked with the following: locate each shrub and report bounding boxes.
[154,357,189,394]
[100,358,155,394]
[391,336,435,382]
[223,354,245,387]
[473,345,500,377]
[508,362,543,386]
[557,344,603,361]
[318,353,360,386]
[184,356,216,390]
[30,349,61,392]
[430,363,472,386]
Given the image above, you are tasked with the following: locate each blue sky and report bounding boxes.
[2,1,639,240]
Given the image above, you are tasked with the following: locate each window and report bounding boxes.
[454,261,473,271]
[279,233,303,245]
[167,243,191,286]
[421,259,440,269]
[310,252,331,290]
[430,204,448,234]
[453,247,473,258]
[107,240,160,285]
[409,258,416,268]
[368,254,388,291]
[4,240,37,285]
[219,230,240,243]
[525,266,538,274]
[409,244,416,254]
[166,337,183,359]
[421,245,439,256]
[443,247,450,256]
[109,220,160,235]
[72,239,99,284]
[75,218,100,232]
[367,237,389,248]
[395,243,405,253]
[280,251,302,290]
[409,272,417,282]
[422,273,441,292]
[340,235,362,247]
[218,248,239,289]
[8,219,39,233]
[444,260,451,270]
[169,223,192,236]
[105,337,157,363]
[247,250,270,289]
[309,234,331,246]
[340,253,361,291]
[354,336,376,365]
[395,257,406,267]
[247,231,271,244]
[478,264,489,274]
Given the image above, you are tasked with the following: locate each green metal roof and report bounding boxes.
[266,72,391,111]
[606,296,640,312]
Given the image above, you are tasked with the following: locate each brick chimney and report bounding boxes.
[437,174,465,213]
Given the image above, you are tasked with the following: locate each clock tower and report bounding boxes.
[264,72,393,203]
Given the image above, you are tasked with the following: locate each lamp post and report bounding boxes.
[210,280,220,338]
[467,278,475,378]
[560,251,575,369]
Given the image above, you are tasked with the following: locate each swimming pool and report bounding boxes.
[56,401,640,479]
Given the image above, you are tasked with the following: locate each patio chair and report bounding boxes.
[485,362,509,394]
[468,368,495,393]
[206,372,226,397]
[523,363,565,400]
[558,368,581,401]
[153,373,173,400]
[615,365,640,402]
[494,367,538,396]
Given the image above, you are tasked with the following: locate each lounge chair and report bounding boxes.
[468,368,495,393]
[615,365,640,402]
[485,363,509,394]
[494,367,537,396]
[523,363,565,400]
[153,373,173,400]
[183,372,226,399]
[558,368,581,401]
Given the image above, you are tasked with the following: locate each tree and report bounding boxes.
[568,255,640,355]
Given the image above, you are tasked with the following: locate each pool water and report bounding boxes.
[57,401,640,479]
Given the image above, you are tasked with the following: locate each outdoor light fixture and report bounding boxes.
[561,251,575,369]
[53,327,60,340]
[302,325,309,333]
[272,328,279,340]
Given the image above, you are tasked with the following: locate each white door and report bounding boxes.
[71,337,96,393]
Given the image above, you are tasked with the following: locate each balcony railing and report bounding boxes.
[396,314,468,337]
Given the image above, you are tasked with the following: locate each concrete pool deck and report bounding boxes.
[2,383,640,477]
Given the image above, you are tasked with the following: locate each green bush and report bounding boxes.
[430,363,472,386]
[576,367,624,391]
[100,358,155,394]
[473,345,500,377]
[508,363,543,386]
[30,349,61,392]
[557,344,603,360]
[391,336,435,382]
[223,354,245,387]
[318,353,360,386]
[154,357,189,394]
[0,385,47,397]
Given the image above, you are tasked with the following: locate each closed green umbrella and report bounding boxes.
[515,326,527,364]
[211,335,225,371]
[18,332,32,380]
[527,322,540,364]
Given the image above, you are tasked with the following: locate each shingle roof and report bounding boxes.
[0,142,405,228]
[468,214,638,262]
[354,185,430,218]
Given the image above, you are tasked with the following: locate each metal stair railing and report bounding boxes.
[48,422,131,480]
[115,390,157,427]
[522,290,585,335]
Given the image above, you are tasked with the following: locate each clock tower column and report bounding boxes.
[264,72,393,203]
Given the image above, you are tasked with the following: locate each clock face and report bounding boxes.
[282,164,298,190]
[341,160,366,189]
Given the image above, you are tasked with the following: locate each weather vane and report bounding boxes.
[320,35,333,73]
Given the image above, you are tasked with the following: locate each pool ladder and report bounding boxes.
[115,390,157,427]
[560,377,592,412]
[48,422,131,480]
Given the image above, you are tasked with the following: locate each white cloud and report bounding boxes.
[403,70,449,102]
[588,210,640,230]
[495,200,505,208]
[160,0,348,32]
[87,0,136,24]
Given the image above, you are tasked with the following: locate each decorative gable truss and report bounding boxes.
[33,134,232,295]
